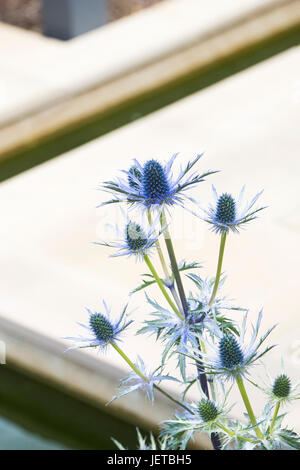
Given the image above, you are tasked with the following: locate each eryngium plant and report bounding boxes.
[66,153,299,450]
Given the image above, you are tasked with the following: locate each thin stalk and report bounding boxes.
[144,254,184,321]
[111,342,146,380]
[270,402,280,434]
[153,385,191,413]
[147,209,170,281]
[217,423,234,437]
[111,342,190,412]
[209,232,227,307]
[236,374,264,440]
[147,210,183,313]
[160,210,189,316]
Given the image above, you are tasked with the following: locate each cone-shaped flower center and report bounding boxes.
[216,193,236,224]
[89,313,114,342]
[219,335,244,369]
[142,160,170,202]
[198,399,219,422]
[272,374,291,398]
[126,222,148,252]
[128,166,142,189]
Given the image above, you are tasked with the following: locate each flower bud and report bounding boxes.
[219,334,244,369]
[142,160,170,201]
[272,374,291,398]
[216,193,236,224]
[126,222,148,251]
[198,399,219,422]
[89,313,114,342]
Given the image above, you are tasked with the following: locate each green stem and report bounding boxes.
[111,342,146,380]
[111,342,190,412]
[147,210,170,281]
[160,210,189,316]
[217,424,257,444]
[144,254,184,321]
[236,375,264,440]
[270,402,280,434]
[217,423,234,437]
[209,232,227,307]
[153,385,191,413]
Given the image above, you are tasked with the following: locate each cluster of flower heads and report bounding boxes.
[64,152,299,451]
[138,279,241,380]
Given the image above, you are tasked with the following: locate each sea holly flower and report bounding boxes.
[202,185,265,234]
[65,301,132,351]
[160,385,233,449]
[94,213,160,261]
[252,364,300,406]
[100,153,216,213]
[186,311,276,382]
[108,356,179,403]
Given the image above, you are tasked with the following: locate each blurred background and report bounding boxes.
[0,0,164,34]
[0,0,299,450]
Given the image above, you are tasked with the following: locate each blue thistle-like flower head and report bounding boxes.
[142,160,171,205]
[89,313,114,343]
[125,222,148,252]
[161,381,233,449]
[215,193,236,225]
[202,185,265,235]
[187,310,276,381]
[65,301,133,351]
[99,153,216,213]
[94,211,160,261]
[253,361,300,406]
[219,335,244,369]
[198,399,219,422]
[272,374,291,399]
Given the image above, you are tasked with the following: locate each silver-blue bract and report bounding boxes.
[202,185,265,234]
[100,153,216,213]
[189,310,276,381]
[253,362,300,406]
[138,295,202,380]
[65,300,132,351]
[108,356,178,403]
[187,274,244,336]
[112,429,171,450]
